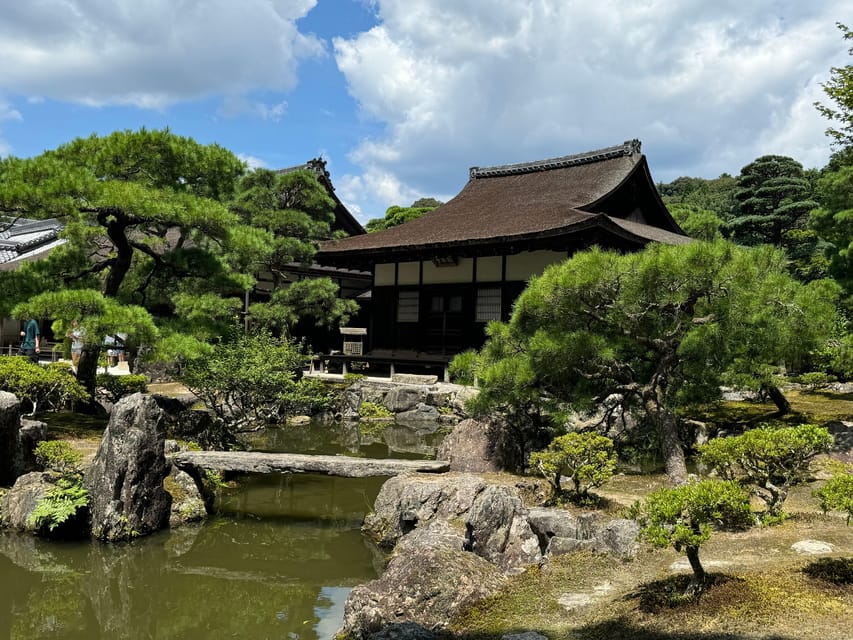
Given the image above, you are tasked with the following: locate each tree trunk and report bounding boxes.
[102,216,133,298]
[75,345,106,416]
[762,383,791,415]
[647,400,688,484]
[684,545,707,596]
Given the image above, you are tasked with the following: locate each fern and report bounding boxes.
[28,477,89,532]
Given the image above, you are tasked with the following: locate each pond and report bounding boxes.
[0,418,447,639]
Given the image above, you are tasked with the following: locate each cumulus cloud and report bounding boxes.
[219,97,289,121]
[237,153,268,170]
[335,0,850,208]
[0,99,22,122]
[0,0,323,109]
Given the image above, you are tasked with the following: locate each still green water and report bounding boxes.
[0,419,445,639]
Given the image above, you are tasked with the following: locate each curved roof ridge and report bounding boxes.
[469,139,642,179]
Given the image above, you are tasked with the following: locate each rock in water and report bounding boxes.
[86,393,172,542]
[0,391,21,486]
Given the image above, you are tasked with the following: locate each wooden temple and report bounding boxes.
[316,140,689,365]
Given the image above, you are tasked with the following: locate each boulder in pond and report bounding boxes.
[436,418,520,472]
[384,386,426,413]
[165,467,207,528]
[86,393,172,542]
[1,471,89,537]
[0,391,20,486]
[338,543,506,640]
[363,473,541,572]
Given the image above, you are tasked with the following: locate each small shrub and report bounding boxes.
[358,401,393,419]
[449,350,479,386]
[34,441,83,476]
[814,472,853,525]
[529,432,617,502]
[794,371,838,390]
[286,377,337,415]
[177,330,325,435]
[344,373,366,384]
[0,357,88,414]
[96,373,148,404]
[637,479,753,596]
[699,423,833,520]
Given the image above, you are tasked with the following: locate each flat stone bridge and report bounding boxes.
[172,451,450,478]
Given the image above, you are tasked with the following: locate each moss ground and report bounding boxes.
[452,389,853,640]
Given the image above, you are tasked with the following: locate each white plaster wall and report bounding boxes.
[422,258,474,284]
[505,250,567,281]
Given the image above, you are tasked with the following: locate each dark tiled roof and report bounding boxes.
[0,217,65,270]
[317,140,685,262]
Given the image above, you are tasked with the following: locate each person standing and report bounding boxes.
[67,319,85,368]
[19,318,41,364]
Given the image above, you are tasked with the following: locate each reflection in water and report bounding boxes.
[0,474,386,639]
[239,418,448,460]
[0,419,444,638]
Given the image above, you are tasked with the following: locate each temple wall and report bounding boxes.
[373,250,568,287]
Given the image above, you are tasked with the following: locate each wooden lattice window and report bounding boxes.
[397,291,419,323]
[476,287,502,322]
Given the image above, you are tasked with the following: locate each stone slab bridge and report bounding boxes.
[172,451,450,478]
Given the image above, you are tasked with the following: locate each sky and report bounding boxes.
[0,0,850,223]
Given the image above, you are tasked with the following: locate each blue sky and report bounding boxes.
[0,0,850,223]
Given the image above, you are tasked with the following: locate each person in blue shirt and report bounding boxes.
[19,318,41,364]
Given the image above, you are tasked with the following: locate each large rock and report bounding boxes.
[1,471,90,537]
[86,393,172,542]
[436,418,517,472]
[0,393,46,485]
[0,391,20,486]
[166,467,207,528]
[1,472,54,532]
[15,419,47,478]
[363,473,541,571]
[465,484,541,573]
[385,387,427,413]
[338,544,506,640]
[363,474,489,549]
[395,403,441,426]
[526,508,639,560]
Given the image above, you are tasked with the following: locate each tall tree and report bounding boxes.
[473,241,838,483]
[659,174,738,222]
[228,168,358,334]
[0,129,253,397]
[365,199,442,232]
[727,155,818,249]
[229,168,336,287]
[815,23,853,150]
[810,23,853,306]
[811,161,853,304]
[668,203,723,241]
[0,129,249,304]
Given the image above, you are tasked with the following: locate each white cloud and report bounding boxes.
[335,0,852,208]
[237,154,267,170]
[0,0,324,109]
[0,99,22,122]
[219,97,289,121]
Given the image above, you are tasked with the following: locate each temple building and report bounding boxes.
[316,140,689,360]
